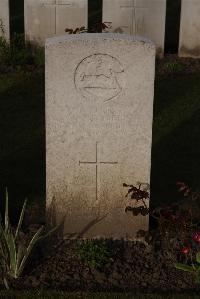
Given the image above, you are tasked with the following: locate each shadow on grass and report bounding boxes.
[151,108,200,206]
[0,71,45,223]
[151,74,200,207]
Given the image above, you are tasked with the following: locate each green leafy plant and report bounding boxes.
[0,189,55,289]
[76,240,112,268]
[146,181,200,269]
[126,181,200,254]
[147,182,199,251]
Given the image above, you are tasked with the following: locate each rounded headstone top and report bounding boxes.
[46,33,155,47]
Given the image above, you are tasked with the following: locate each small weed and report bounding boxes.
[76,240,112,268]
[164,62,184,73]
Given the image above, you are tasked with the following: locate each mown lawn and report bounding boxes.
[0,71,45,222]
[152,73,200,206]
[0,70,200,218]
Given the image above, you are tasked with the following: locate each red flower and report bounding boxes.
[181,246,190,254]
[192,232,200,243]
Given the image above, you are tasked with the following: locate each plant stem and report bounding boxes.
[3,277,9,290]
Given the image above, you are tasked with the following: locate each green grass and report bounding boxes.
[0,71,200,219]
[151,74,200,206]
[0,71,45,222]
[0,291,199,299]
[153,74,200,144]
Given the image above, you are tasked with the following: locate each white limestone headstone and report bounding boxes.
[0,0,10,40]
[179,0,200,58]
[103,0,166,57]
[46,33,155,239]
[24,0,88,45]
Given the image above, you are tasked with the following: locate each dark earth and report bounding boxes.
[1,224,200,293]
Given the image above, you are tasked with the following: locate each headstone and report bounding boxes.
[46,33,155,239]
[24,0,88,45]
[103,0,166,57]
[179,0,200,58]
[0,0,10,40]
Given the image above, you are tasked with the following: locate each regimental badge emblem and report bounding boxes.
[74,54,125,102]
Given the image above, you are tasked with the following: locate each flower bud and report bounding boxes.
[181,246,190,254]
[192,232,200,243]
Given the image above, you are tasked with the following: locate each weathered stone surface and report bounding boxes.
[0,0,10,40]
[179,0,200,58]
[46,33,155,239]
[103,0,166,57]
[24,0,88,45]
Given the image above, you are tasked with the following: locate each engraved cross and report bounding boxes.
[42,0,73,34]
[120,0,148,35]
[79,142,118,201]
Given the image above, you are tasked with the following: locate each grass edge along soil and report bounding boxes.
[0,291,200,299]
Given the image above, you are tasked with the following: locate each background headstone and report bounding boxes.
[103,0,166,57]
[46,33,155,239]
[0,0,10,40]
[179,0,200,58]
[24,0,88,45]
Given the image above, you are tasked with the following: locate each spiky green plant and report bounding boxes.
[0,189,49,289]
[175,252,200,284]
